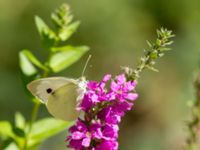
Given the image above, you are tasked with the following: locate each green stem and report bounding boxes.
[29,101,41,132]
[23,101,40,150]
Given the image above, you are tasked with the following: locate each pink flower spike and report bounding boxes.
[67,73,138,150]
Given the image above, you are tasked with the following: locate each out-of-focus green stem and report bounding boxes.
[23,100,41,150]
[184,73,200,150]
[29,100,41,131]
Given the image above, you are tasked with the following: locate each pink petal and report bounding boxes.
[110,81,120,92]
[72,131,85,140]
[82,137,91,147]
[116,74,126,84]
[90,93,99,103]
[126,81,136,91]
[126,93,138,101]
[93,128,103,139]
[87,81,99,90]
[99,74,112,89]
[102,74,112,82]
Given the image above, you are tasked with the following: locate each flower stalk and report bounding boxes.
[123,28,174,81]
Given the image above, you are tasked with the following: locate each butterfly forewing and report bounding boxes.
[27,77,77,103]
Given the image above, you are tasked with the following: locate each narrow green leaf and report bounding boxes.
[146,65,159,72]
[49,46,89,72]
[51,4,73,28]
[20,50,48,72]
[35,16,57,48]
[19,50,39,96]
[28,118,72,147]
[58,21,80,41]
[15,112,26,130]
[146,40,152,48]
[19,51,37,76]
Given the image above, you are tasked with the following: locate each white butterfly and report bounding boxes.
[27,77,86,121]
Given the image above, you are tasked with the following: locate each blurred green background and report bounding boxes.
[1,0,200,149]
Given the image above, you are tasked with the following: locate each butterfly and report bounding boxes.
[27,55,91,121]
[27,77,86,121]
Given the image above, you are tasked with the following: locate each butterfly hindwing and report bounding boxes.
[47,82,79,121]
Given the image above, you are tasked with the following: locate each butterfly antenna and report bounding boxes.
[81,55,92,77]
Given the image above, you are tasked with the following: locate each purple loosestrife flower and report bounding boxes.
[67,74,138,150]
[110,74,137,101]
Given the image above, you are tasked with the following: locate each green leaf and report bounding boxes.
[156,39,161,47]
[146,65,159,72]
[51,4,80,41]
[58,21,80,41]
[146,40,152,48]
[19,50,39,96]
[12,127,25,138]
[150,51,158,59]
[20,50,48,72]
[1,138,15,150]
[19,50,37,77]
[28,118,72,147]
[0,121,25,149]
[4,142,19,150]
[51,4,73,28]
[0,121,15,139]
[35,16,57,48]
[19,70,38,98]
[15,112,25,129]
[49,46,89,72]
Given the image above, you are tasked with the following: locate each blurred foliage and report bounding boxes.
[0,3,88,150]
[184,72,200,150]
[0,0,200,150]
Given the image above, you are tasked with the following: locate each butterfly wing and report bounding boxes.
[46,82,79,121]
[27,77,77,103]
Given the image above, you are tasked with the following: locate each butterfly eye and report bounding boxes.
[46,88,53,94]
